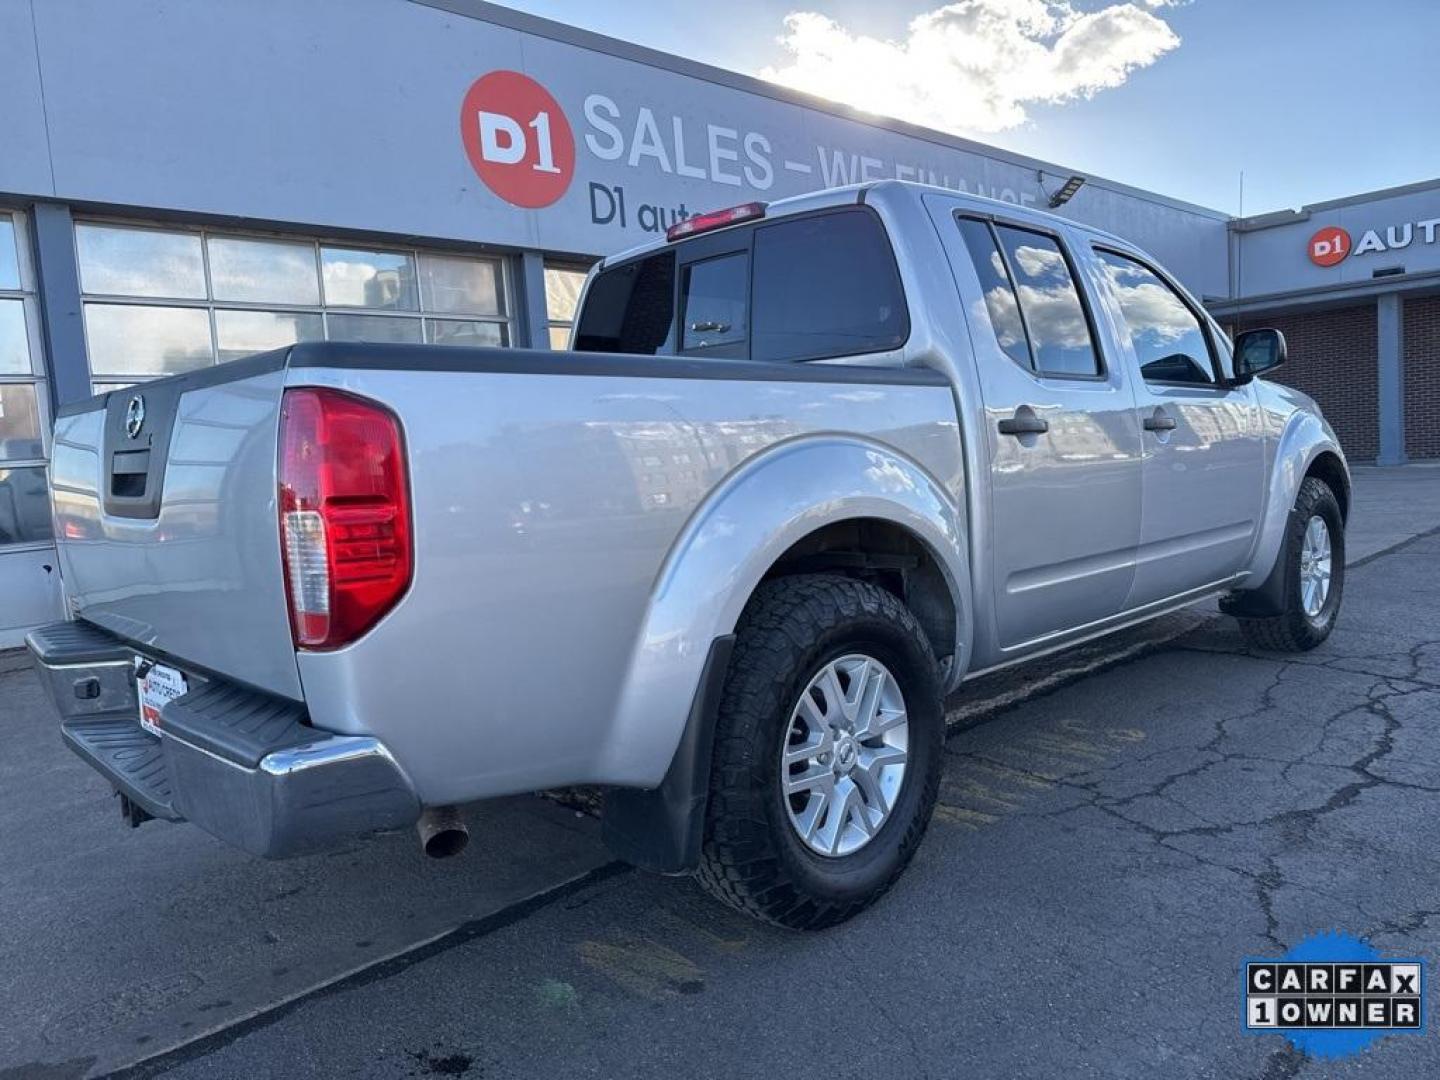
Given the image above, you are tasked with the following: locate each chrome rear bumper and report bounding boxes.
[165,732,420,857]
[27,620,420,857]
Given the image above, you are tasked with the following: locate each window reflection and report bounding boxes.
[0,384,43,461]
[0,466,51,544]
[0,216,19,291]
[956,217,1029,369]
[0,298,30,375]
[425,319,505,347]
[215,309,323,362]
[326,312,423,344]
[322,248,418,310]
[84,304,214,375]
[544,264,589,353]
[1096,250,1214,385]
[544,266,587,323]
[209,237,320,305]
[994,226,1098,377]
[76,225,206,298]
[419,255,504,316]
[75,221,512,377]
[682,254,747,351]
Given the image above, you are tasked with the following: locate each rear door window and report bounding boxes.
[956,217,1102,378]
[992,225,1100,378]
[956,217,1032,371]
[750,209,908,362]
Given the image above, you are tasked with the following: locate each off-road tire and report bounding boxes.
[1238,476,1345,652]
[695,574,943,930]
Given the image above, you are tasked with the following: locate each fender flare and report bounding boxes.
[600,435,970,871]
[1223,410,1347,618]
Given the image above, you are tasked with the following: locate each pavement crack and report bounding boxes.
[1366,908,1440,941]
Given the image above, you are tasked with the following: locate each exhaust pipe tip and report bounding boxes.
[417,805,469,859]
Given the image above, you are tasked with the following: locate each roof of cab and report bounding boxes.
[594,179,1139,270]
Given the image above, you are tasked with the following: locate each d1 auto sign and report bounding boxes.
[1308,225,1351,267]
[460,70,575,209]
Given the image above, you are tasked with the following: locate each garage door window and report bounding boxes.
[77,222,511,391]
[0,212,53,547]
[544,263,590,350]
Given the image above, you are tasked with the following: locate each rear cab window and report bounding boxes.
[573,206,909,362]
[681,254,748,352]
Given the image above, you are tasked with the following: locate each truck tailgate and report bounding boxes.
[48,352,301,700]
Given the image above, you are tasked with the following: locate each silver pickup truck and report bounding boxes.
[29,181,1349,929]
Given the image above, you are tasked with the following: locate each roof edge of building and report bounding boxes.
[1233,176,1440,233]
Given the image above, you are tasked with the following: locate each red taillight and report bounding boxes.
[665,201,767,242]
[278,388,411,650]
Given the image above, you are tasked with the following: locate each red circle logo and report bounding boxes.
[460,71,575,209]
[1308,225,1351,267]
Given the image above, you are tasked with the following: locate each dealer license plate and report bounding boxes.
[135,657,187,735]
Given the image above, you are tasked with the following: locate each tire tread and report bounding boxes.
[695,574,940,930]
[1237,476,1344,652]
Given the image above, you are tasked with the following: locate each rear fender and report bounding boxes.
[600,434,970,790]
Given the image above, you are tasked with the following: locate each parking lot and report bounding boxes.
[5,466,1440,1080]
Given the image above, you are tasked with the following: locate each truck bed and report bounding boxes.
[48,342,961,804]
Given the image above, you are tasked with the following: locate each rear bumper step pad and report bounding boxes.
[27,620,420,858]
[61,714,182,822]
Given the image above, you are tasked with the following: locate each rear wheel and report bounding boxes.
[1237,476,1345,652]
[695,575,943,929]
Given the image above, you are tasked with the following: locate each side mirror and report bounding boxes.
[1232,327,1286,384]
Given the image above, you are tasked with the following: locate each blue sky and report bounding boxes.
[500,0,1437,214]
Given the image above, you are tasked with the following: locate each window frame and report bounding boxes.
[955,211,1109,383]
[1091,243,1228,390]
[0,210,55,552]
[73,218,514,389]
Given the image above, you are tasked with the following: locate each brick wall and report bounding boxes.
[1404,295,1440,460]
[1240,305,1379,462]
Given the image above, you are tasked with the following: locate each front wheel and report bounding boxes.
[695,575,943,929]
[1237,476,1345,652]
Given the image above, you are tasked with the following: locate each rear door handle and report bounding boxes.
[998,412,1049,436]
[1143,411,1177,432]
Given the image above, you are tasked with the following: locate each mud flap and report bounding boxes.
[600,635,735,874]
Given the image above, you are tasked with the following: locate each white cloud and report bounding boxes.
[759,0,1182,134]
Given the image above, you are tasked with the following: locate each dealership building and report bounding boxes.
[0,0,1436,644]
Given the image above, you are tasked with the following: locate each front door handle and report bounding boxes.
[998,411,1049,436]
[1143,411,1177,432]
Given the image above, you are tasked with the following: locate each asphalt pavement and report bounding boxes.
[4,465,1439,1080]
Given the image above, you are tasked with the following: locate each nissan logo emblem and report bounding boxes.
[124,394,146,439]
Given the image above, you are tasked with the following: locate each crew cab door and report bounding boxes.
[949,214,1144,650]
[1087,246,1265,606]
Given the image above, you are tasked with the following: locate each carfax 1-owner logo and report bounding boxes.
[1243,931,1426,1059]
